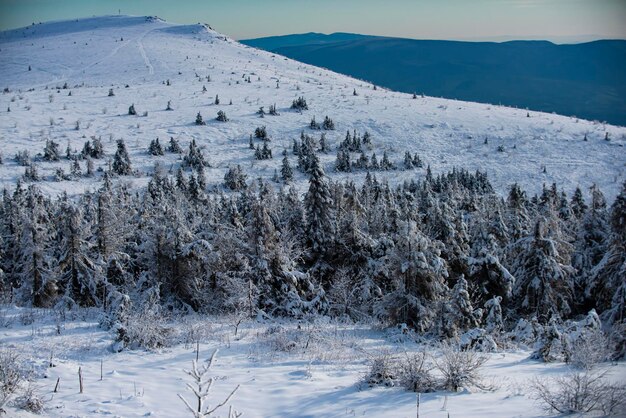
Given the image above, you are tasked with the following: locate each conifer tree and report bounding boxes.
[281,152,293,182]
[148,138,164,156]
[304,154,334,256]
[510,220,574,321]
[112,140,132,175]
[55,204,102,307]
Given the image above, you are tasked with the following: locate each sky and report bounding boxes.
[0,0,624,42]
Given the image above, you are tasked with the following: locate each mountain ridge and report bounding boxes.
[242,33,626,126]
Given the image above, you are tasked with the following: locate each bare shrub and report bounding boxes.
[365,353,397,387]
[530,370,626,415]
[398,352,437,393]
[114,308,173,351]
[566,329,611,370]
[13,384,45,414]
[0,307,13,328]
[434,344,490,392]
[18,309,36,326]
[262,325,299,353]
[0,349,24,413]
[181,319,211,348]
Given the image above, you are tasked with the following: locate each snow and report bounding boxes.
[1,15,626,418]
[3,305,624,417]
[1,15,624,200]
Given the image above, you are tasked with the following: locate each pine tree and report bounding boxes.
[43,140,60,161]
[510,220,575,321]
[304,154,334,256]
[15,187,52,307]
[167,137,183,154]
[216,110,228,122]
[112,140,132,175]
[335,149,351,172]
[55,204,102,307]
[195,111,206,125]
[291,96,308,111]
[587,181,626,322]
[91,137,104,158]
[571,187,587,218]
[70,158,82,178]
[376,220,448,332]
[322,116,335,130]
[183,139,208,170]
[148,138,164,156]
[224,165,248,190]
[254,126,268,140]
[484,296,503,333]
[319,133,329,153]
[281,152,293,182]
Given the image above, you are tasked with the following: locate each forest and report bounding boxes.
[1,150,624,360]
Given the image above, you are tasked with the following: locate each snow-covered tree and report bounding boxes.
[112,140,132,175]
[304,154,335,256]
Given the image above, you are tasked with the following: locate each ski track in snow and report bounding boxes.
[136,29,154,75]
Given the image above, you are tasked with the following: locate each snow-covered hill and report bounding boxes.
[0,15,624,199]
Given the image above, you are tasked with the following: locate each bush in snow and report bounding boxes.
[563,310,611,369]
[365,353,397,387]
[365,352,437,393]
[566,328,611,370]
[0,349,25,414]
[113,307,172,351]
[510,316,542,346]
[398,352,438,393]
[531,316,568,362]
[13,384,45,414]
[530,370,626,415]
[434,343,490,392]
[128,104,136,115]
[459,328,498,352]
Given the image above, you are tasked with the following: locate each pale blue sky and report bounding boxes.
[0,0,624,41]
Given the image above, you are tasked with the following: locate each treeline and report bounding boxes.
[0,158,624,355]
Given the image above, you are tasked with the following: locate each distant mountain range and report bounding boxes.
[242,33,626,126]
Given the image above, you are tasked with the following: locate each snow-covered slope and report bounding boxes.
[0,15,624,199]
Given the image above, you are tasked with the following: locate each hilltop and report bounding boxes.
[0,15,624,199]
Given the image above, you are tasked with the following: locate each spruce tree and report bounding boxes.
[195,111,206,125]
[304,154,334,256]
[43,139,60,161]
[281,152,293,182]
[112,140,132,175]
